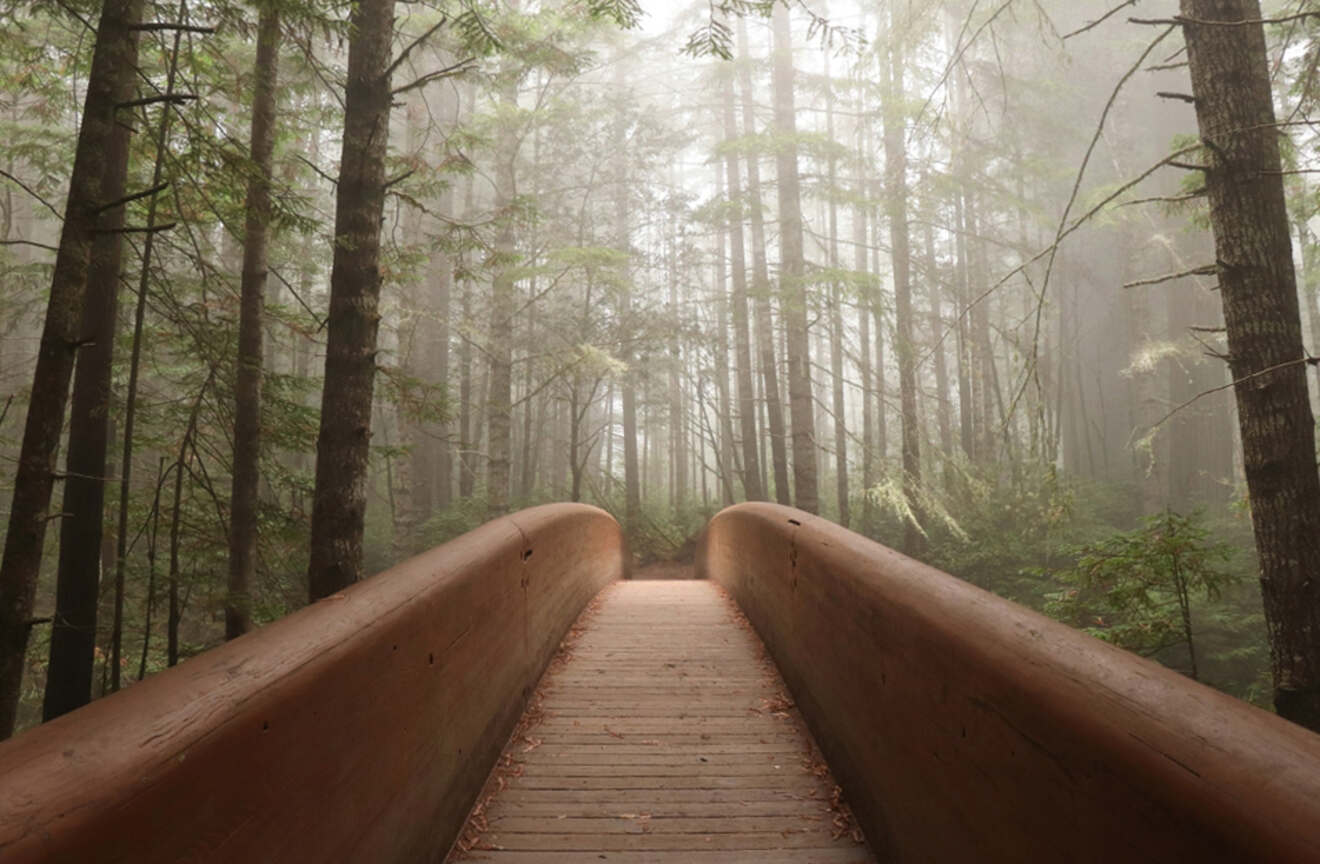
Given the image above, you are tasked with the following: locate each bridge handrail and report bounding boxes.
[698,502,1320,862]
[0,503,625,863]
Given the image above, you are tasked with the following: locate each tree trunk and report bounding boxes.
[856,169,875,530]
[615,65,641,532]
[882,15,925,554]
[713,166,738,506]
[721,74,764,501]
[871,182,890,467]
[43,28,140,722]
[738,19,791,506]
[825,49,849,528]
[771,4,818,515]
[0,0,141,739]
[307,0,397,601]
[227,2,280,639]
[110,4,187,695]
[1182,0,1320,731]
[669,208,688,508]
[431,224,453,510]
[485,72,519,518]
[926,222,954,492]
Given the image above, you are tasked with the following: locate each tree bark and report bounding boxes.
[882,15,925,554]
[721,73,764,502]
[42,9,141,721]
[713,165,738,506]
[926,221,954,492]
[856,166,875,530]
[738,19,791,506]
[227,2,280,639]
[1182,0,1320,730]
[486,71,518,518]
[307,0,397,601]
[0,0,141,739]
[771,4,819,515]
[615,64,641,532]
[825,48,849,528]
[111,14,185,693]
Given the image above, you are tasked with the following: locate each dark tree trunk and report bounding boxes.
[771,4,819,515]
[227,3,280,639]
[43,13,140,721]
[307,0,397,601]
[1182,0,1320,731]
[0,0,140,739]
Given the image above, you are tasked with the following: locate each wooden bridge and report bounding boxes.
[2,503,1319,862]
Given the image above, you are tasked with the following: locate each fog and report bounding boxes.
[3,0,1319,733]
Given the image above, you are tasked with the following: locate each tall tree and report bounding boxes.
[738,19,791,505]
[824,46,849,527]
[882,10,925,554]
[1181,0,1320,731]
[227,1,281,638]
[307,0,398,601]
[486,67,520,517]
[614,60,641,531]
[770,4,818,514]
[43,7,142,721]
[720,71,763,501]
[0,0,141,738]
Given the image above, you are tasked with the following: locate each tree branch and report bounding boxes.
[384,15,449,80]
[0,168,62,220]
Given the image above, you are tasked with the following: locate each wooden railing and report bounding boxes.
[6,501,1319,862]
[699,502,1320,862]
[0,503,625,863]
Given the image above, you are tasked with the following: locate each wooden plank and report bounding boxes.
[463,850,872,863]
[448,580,871,862]
[489,815,829,833]
[478,832,854,851]
[486,802,831,818]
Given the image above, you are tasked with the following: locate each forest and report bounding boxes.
[1,0,1319,743]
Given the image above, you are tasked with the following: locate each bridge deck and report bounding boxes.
[450,579,874,863]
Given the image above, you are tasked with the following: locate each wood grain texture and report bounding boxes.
[0,504,624,864]
[699,502,1320,862]
[451,580,872,864]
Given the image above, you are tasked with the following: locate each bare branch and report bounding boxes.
[0,169,62,220]
[1122,264,1218,289]
[384,14,449,81]
[1063,0,1139,40]
[93,182,169,215]
[391,58,478,97]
